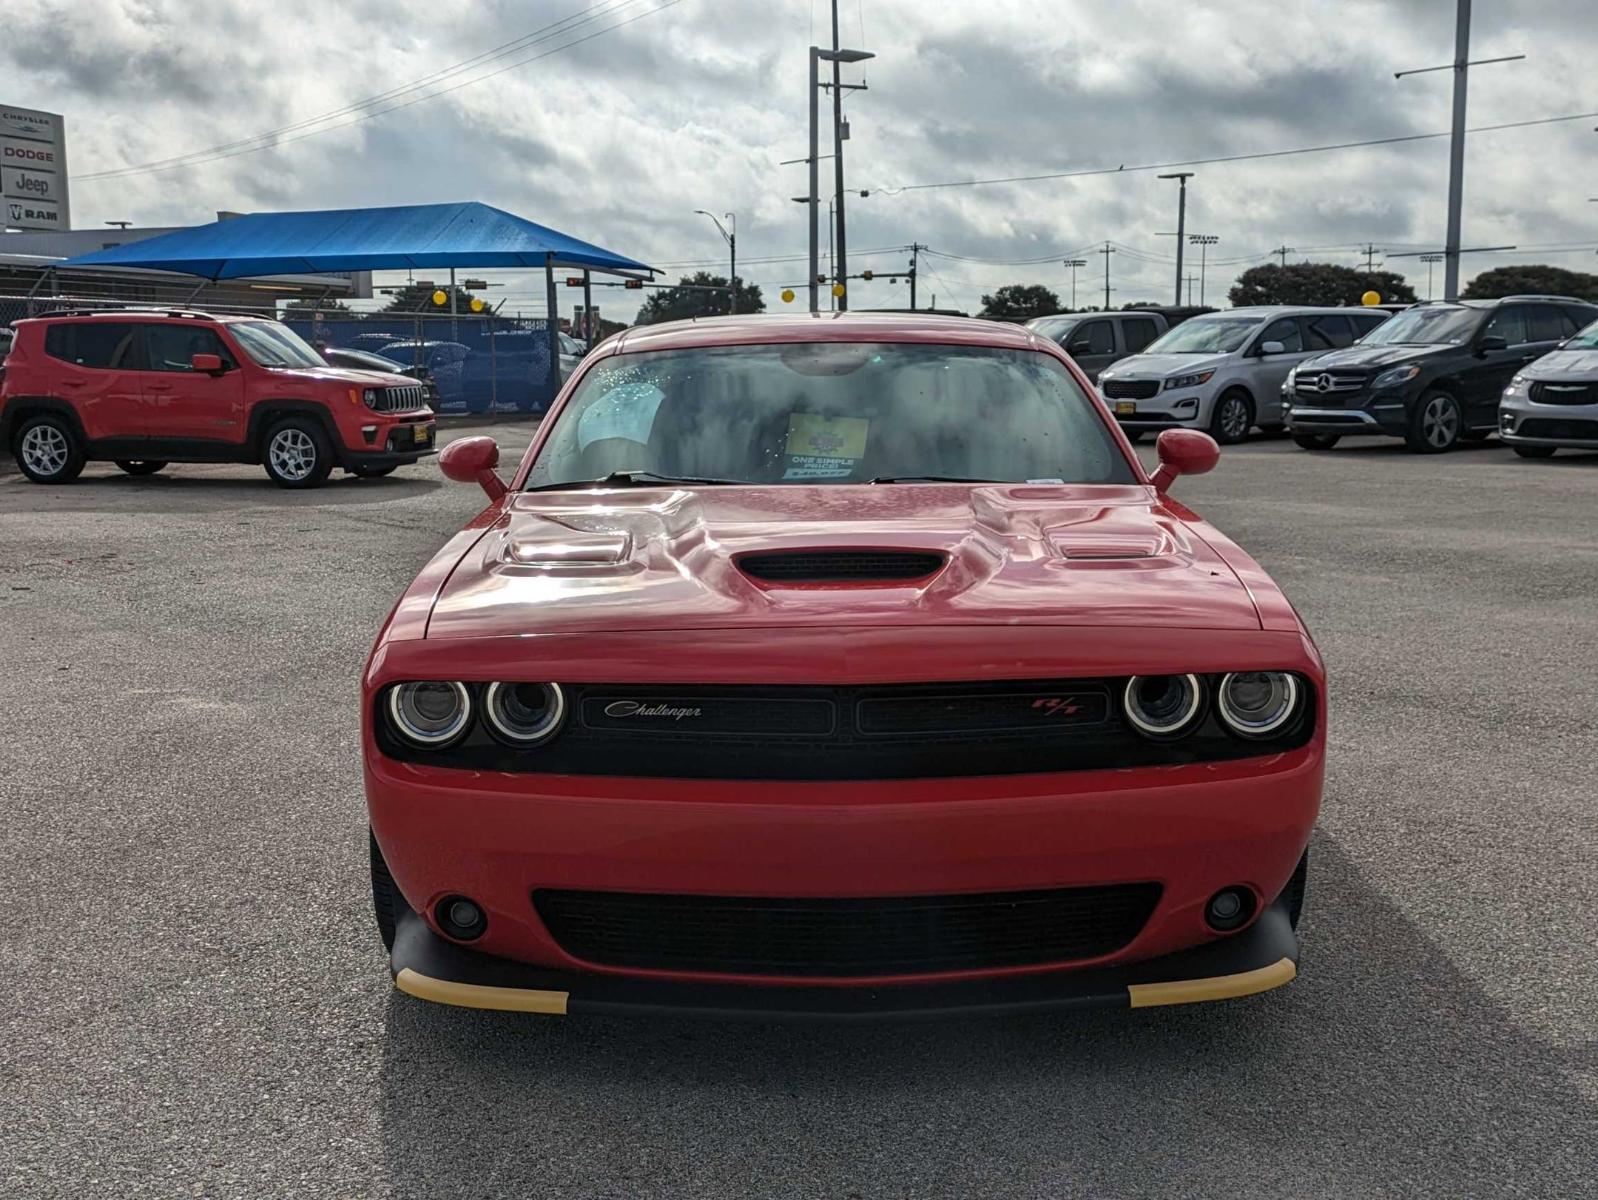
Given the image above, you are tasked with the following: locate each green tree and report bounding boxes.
[379,281,480,313]
[634,272,764,324]
[1461,264,1598,302]
[282,296,351,314]
[1229,262,1417,307]
[978,284,1061,321]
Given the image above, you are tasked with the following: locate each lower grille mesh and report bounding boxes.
[534,883,1162,976]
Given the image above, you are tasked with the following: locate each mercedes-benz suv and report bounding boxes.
[1284,295,1598,453]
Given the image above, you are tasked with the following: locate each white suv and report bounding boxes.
[1096,306,1391,443]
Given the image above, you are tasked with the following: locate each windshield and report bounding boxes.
[1028,317,1079,340]
[1143,317,1262,355]
[1563,317,1598,350]
[527,342,1135,488]
[1360,305,1481,346]
[230,320,327,368]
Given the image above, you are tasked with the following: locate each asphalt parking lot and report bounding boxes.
[2,425,1595,1199]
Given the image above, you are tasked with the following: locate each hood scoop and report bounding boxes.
[737,549,947,585]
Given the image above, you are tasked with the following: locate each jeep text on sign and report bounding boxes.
[2,167,58,201]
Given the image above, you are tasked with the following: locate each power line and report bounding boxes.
[77,0,683,181]
[871,109,1598,195]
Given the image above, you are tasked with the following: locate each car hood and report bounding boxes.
[1297,344,1440,371]
[1522,348,1598,379]
[425,484,1264,639]
[1100,353,1229,380]
[269,366,417,387]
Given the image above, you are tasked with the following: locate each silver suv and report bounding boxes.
[1096,306,1391,443]
[1498,314,1598,458]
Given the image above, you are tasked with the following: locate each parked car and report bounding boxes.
[1097,307,1390,444]
[364,312,1324,1020]
[322,346,441,406]
[1284,295,1598,453]
[378,339,470,409]
[1025,310,1167,381]
[0,310,436,487]
[1498,313,1598,458]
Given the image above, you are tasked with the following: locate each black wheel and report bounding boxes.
[370,830,399,952]
[1404,390,1462,454]
[1209,390,1254,445]
[349,464,397,478]
[12,413,86,484]
[115,460,168,476]
[1512,444,1557,459]
[262,417,334,488]
[1283,848,1309,931]
[1292,433,1341,451]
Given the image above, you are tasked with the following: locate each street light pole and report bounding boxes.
[1188,235,1218,306]
[694,210,737,314]
[808,47,820,313]
[1158,172,1194,306]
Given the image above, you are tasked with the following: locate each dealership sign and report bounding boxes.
[0,105,69,231]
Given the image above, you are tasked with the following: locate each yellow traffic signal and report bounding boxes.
[781,288,796,304]
[431,290,448,306]
[831,283,846,298]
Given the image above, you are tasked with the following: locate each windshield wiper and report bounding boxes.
[866,474,1003,484]
[526,470,748,492]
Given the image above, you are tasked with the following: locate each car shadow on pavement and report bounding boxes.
[375,835,1596,1198]
[1,468,443,508]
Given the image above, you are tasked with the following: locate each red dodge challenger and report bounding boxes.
[363,313,1323,1019]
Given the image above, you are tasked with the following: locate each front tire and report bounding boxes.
[115,460,167,476]
[1292,433,1341,451]
[262,417,333,488]
[1511,444,1557,459]
[1404,390,1462,454]
[1209,390,1254,445]
[13,414,85,484]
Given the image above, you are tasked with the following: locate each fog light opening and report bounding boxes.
[436,894,488,941]
[1205,886,1256,933]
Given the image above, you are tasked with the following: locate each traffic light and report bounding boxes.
[861,270,873,281]
[624,278,645,290]
[566,277,584,287]
[463,279,488,290]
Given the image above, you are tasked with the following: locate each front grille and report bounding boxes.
[738,550,945,583]
[1294,370,1367,398]
[377,678,1317,779]
[370,384,428,412]
[1528,381,1598,406]
[534,883,1163,976]
[1516,417,1598,441]
[1102,379,1161,400]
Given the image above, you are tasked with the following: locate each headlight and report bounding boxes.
[387,681,471,746]
[363,388,382,408]
[1371,364,1420,391]
[1164,370,1216,391]
[1504,374,1527,395]
[1216,672,1300,738]
[1122,674,1204,738]
[484,681,566,744]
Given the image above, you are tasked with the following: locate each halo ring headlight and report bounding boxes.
[1217,672,1300,738]
[484,681,566,745]
[387,681,471,746]
[1122,674,1204,738]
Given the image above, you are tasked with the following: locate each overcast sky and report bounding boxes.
[4,0,1595,318]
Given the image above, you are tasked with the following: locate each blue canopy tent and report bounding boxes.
[60,202,653,404]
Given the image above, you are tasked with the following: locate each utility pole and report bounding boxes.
[1158,172,1194,306]
[1188,235,1218,306]
[1395,0,1523,301]
[908,242,926,310]
[808,47,820,313]
[1360,243,1381,274]
[1063,258,1087,309]
[1272,245,1295,268]
[806,41,873,314]
[1185,274,1198,306]
[1099,242,1115,311]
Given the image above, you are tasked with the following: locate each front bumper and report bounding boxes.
[1105,392,1205,432]
[1499,401,1598,449]
[390,897,1301,1020]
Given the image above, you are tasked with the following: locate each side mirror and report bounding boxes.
[1477,334,1509,355]
[1149,428,1220,493]
[1258,340,1286,356]
[439,435,507,501]
[191,353,225,373]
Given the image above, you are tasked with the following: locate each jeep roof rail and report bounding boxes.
[32,307,224,321]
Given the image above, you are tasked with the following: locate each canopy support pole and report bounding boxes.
[544,256,561,404]
[582,269,593,348]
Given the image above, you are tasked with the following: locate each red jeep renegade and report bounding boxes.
[0,310,436,487]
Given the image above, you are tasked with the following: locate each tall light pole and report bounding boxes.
[693,210,737,314]
[1157,172,1194,306]
[1419,252,1444,300]
[807,45,873,314]
[1063,258,1087,309]
[1395,0,1523,301]
[1188,235,1218,306]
